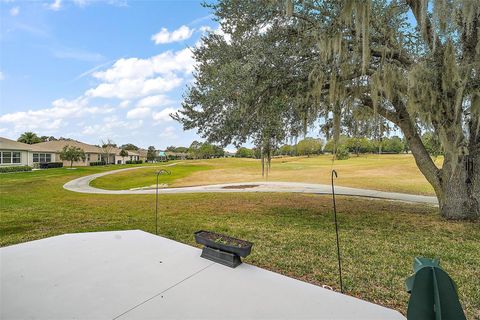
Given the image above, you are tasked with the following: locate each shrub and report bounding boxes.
[89,161,106,166]
[125,160,143,164]
[39,162,63,169]
[0,166,32,173]
[336,145,350,160]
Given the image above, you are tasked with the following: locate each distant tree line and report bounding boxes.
[165,141,225,159]
[235,134,443,159]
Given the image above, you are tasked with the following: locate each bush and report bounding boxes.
[0,166,32,173]
[125,160,143,164]
[89,161,106,166]
[39,162,63,169]
[336,145,350,160]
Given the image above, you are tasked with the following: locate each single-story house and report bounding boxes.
[29,139,105,167]
[0,137,148,167]
[0,137,33,166]
[111,147,144,164]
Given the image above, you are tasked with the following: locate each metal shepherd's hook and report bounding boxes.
[155,169,171,235]
[331,169,343,293]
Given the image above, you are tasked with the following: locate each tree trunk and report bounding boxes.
[436,153,479,220]
[386,98,479,220]
[70,160,73,168]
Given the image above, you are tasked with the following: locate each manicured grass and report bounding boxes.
[90,163,211,190]
[92,155,441,195]
[0,166,478,318]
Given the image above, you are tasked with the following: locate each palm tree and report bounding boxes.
[17,132,42,144]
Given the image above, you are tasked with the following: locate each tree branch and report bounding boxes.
[405,0,436,51]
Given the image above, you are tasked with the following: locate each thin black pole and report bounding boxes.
[331,169,343,293]
[155,169,171,236]
[156,172,159,235]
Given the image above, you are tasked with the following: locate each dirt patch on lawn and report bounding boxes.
[222,184,260,189]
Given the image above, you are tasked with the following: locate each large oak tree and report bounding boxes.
[176,0,479,220]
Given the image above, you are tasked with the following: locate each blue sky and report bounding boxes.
[0,0,221,149]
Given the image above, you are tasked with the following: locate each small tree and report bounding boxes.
[147,146,156,162]
[59,145,86,168]
[119,149,128,163]
[236,147,255,158]
[100,139,116,164]
[296,138,323,157]
[120,143,139,151]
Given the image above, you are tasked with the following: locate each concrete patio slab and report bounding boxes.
[1,230,405,320]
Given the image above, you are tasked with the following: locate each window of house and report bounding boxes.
[33,153,52,163]
[12,152,21,163]
[2,152,12,164]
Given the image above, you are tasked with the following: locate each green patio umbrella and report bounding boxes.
[405,257,466,320]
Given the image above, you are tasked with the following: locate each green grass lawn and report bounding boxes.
[90,155,441,195]
[90,163,211,190]
[1,164,478,318]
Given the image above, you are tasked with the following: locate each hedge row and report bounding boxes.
[126,160,143,164]
[0,166,32,173]
[39,162,63,169]
[89,161,107,166]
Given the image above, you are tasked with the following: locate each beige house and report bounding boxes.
[111,147,144,164]
[29,140,104,166]
[0,137,32,166]
[0,137,147,167]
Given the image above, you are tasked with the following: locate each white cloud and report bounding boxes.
[48,0,62,11]
[151,25,194,44]
[152,107,176,122]
[137,95,170,108]
[151,49,194,75]
[82,116,143,137]
[9,6,20,16]
[126,107,151,119]
[86,48,193,100]
[119,100,130,108]
[86,74,182,99]
[93,48,194,81]
[0,97,114,134]
[92,57,153,82]
[159,126,176,138]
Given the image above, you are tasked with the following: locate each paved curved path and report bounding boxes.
[64,166,438,205]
